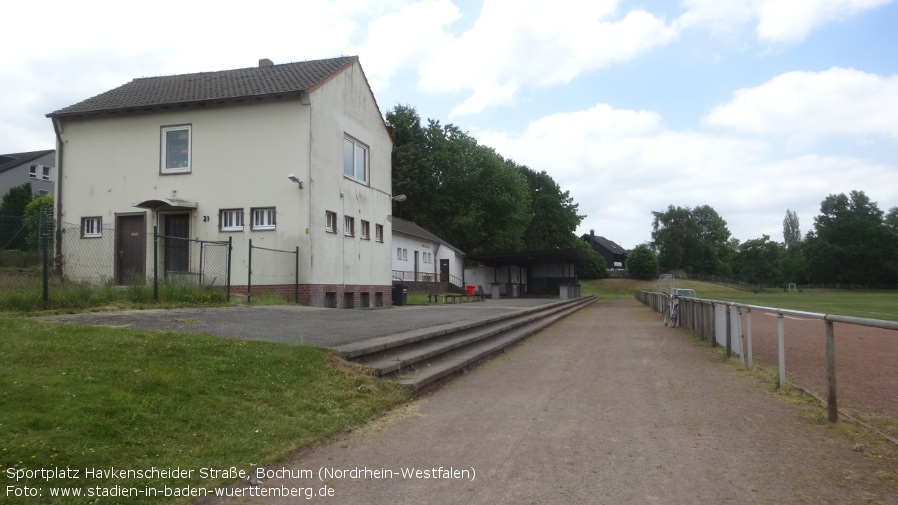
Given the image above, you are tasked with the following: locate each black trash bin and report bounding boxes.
[392,283,408,306]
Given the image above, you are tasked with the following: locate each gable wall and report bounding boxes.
[306,61,392,288]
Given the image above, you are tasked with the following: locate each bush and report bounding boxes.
[627,244,660,280]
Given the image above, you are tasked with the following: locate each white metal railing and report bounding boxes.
[635,290,898,425]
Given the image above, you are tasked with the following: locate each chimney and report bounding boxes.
[259,58,274,67]
[590,229,595,241]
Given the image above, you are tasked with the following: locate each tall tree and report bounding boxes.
[804,190,898,283]
[783,209,801,248]
[516,165,583,250]
[733,235,784,286]
[651,204,731,275]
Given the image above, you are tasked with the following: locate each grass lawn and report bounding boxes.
[582,278,898,321]
[1,317,411,504]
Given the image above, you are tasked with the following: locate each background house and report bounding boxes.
[47,56,394,308]
[391,217,465,292]
[582,230,628,270]
[0,150,55,198]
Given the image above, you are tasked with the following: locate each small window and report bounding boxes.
[397,247,402,260]
[251,207,275,230]
[161,125,191,173]
[42,166,51,181]
[29,165,37,179]
[375,224,383,243]
[343,135,368,184]
[402,248,408,261]
[325,211,337,233]
[81,217,102,238]
[360,220,370,240]
[220,209,244,232]
[344,216,355,237]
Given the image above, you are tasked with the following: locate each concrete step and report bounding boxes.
[355,298,594,376]
[334,297,591,360]
[388,297,595,390]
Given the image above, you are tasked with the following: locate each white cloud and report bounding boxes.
[353,0,462,91]
[705,68,898,144]
[677,0,892,43]
[417,0,678,115]
[477,103,897,248]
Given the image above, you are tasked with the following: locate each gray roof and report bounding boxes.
[583,234,627,255]
[392,217,465,256]
[0,150,55,175]
[47,56,358,118]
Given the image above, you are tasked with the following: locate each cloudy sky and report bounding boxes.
[3,0,897,250]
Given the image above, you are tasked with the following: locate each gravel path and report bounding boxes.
[207,299,897,504]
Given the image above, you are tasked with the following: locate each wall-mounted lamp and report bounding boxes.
[287,173,303,189]
[392,194,407,202]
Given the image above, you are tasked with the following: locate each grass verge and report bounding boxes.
[1,317,411,504]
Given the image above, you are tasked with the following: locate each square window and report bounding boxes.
[81,217,102,238]
[220,209,244,232]
[344,216,355,237]
[161,125,191,173]
[375,224,383,243]
[251,207,275,230]
[360,220,370,239]
[343,135,368,184]
[325,211,337,233]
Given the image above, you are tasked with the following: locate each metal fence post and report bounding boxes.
[41,203,49,306]
[777,313,786,389]
[725,304,732,358]
[745,308,753,370]
[825,319,838,423]
[247,239,253,305]
[226,236,232,302]
[153,226,159,302]
[294,246,299,304]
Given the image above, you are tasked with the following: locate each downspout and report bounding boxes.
[51,117,64,275]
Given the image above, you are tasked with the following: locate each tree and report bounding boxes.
[627,243,660,280]
[885,206,898,233]
[650,204,731,275]
[23,195,54,250]
[804,190,898,284]
[733,235,784,286]
[386,104,579,255]
[783,209,801,248]
[0,183,34,251]
[575,240,607,280]
[0,182,33,216]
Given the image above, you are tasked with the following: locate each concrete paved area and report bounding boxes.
[47,298,559,347]
[206,299,897,505]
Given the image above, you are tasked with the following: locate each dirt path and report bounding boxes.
[209,299,897,504]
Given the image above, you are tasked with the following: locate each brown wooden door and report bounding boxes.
[440,259,449,282]
[115,214,146,285]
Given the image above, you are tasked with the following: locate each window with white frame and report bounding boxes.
[397,247,402,260]
[29,165,37,179]
[375,224,383,242]
[360,220,370,239]
[220,209,244,232]
[161,125,191,173]
[344,216,355,237]
[81,217,102,238]
[251,207,275,230]
[343,135,368,184]
[42,166,51,181]
[402,248,407,261]
[325,211,337,233]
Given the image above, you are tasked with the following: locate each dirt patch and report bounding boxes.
[207,299,898,504]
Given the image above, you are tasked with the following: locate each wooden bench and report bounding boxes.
[427,285,441,303]
[442,286,487,304]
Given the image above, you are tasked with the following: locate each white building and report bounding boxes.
[47,57,394,307]
[391,217,465,289]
